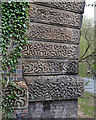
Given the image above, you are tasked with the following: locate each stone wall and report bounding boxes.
[21,1,85,118]
[6,1,85,118]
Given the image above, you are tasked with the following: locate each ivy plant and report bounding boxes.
[1,2,30,119]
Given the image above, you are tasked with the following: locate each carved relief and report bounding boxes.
[14,81,28,109]
[23,41,79,59]
[24,75,84,101]
[22,59,78,75]
[26,23,80,44]
[4,82,28,109]
[32,1,85,13]
[29,4,82,28]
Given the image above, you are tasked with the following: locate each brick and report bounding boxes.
[12,73,22,78]
[29,4,83,29]
[9,78,13,80]
[13,69,16,73]
[17,77,22,81]
[18,65,22,69]
[17,69,22,73]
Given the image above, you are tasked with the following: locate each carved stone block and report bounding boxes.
[26,23,80,44]
[24,75,84,101]
[11,81,29,118]
[23,41,79,59]
[28,100,78,118]
[29,4,83,28]
[22,59,78,75]
[4,81,28,109]
[32,1,85,14]
[14,81,28,109]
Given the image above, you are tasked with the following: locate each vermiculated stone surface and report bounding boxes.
[24,75,84,102]
[6,81,28,118]
[29,4,83,29]
[32,1,85,14]
[22,59,78,75]
[26,23,80,44]
[23,41,79,59]
[22,1,85,118]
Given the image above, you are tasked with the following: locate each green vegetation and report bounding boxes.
[79,35,94,77]
[79,16,95,77]
[1,2,30,119]
[79,62,88,77]
[79,36,94,59]
[78,91,96,118]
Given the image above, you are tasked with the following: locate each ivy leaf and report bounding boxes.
[22,8,26,11]
[1,3,30,115]
[10,34,12,37]
[23,24,26,28]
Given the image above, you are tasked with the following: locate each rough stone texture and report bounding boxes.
[23,41,79,59]
[4,81,28,118]
[29,4,83,29]
[24,75,84,102]
[14,81,28,109]
[12,81,29,118]
[4,81,28,109]
[22,59,78,75]
[28,100,78,118]
[32,0,85,14]
[22,2,85,118]
[13,108,28,118]
[0,1,85,118]
[26,23,80,44]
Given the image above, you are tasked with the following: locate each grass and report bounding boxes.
[78,91,96,118]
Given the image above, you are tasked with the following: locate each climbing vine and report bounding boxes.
[1,2,30,119]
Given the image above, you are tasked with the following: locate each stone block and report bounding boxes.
[24,75,84,101]
[22,59,78,75]
[23,41,79,59]
[29,4,83,29]
[32,0,85,14]
[11,81,29,118]
[28,100,78,118]
[14,81,28,109]
[4,82,28,108]
[26,23,80,44]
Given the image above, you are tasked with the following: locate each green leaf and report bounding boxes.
[22,8,26,11]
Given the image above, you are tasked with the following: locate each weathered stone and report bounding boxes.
[29,4,83,28]
[14,81,28,109]
[24,75,84,101]
[32,0,85,14]
[23,41,79,59]
[12,81,29,118]
[26,23,80,44]
[4,81,28,109]
[22,59,78,75]
[28,100,78,118]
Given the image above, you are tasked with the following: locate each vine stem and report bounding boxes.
[5,77,9,88]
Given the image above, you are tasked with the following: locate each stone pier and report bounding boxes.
[10,1,85,118]
[21,1,85,118]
